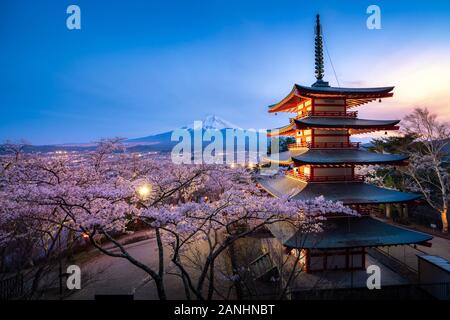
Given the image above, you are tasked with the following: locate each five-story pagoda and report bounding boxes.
[259,15,432,273]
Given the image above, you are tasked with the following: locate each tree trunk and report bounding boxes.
[441,208,448,233]
[207,261,215,300]
[155,228,166,299]
[154,277,167,300]
[228,242,244,299]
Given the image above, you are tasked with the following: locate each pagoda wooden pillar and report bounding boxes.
[402,204,409,219]
[386,204,391,219]
[395,204,402,219]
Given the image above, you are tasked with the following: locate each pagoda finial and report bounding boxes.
[312,14,329,87]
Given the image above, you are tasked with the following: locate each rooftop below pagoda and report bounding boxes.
[267,216,432,249]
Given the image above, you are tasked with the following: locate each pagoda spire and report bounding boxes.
[312,14,329,87]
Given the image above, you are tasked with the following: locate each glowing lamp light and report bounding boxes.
[137,184,152,199]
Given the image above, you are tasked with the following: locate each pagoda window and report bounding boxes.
[326,253,347,270]
[313,130,349,145]
[314,129,347,135]
[307,249,366,272]
[309,98,351,117]
[314,98,346,106]
[303,166,311,176]
[314,167,352,176]
[314,136,349,144]
[297,99,312,118]
[314,104,346,113]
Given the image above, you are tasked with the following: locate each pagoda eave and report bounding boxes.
[268,84,395,113]
[258,176,421,205]
[291,149,409,166]
[294,84,394,96]
[294,117,400,130]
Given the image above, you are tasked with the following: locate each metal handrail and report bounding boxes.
[288,142,360,149]
[296,111,358,118]
[286,170,364,183]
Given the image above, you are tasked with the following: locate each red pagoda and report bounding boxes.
[259,15,432,273]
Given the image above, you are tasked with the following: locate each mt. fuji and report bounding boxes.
[190,114,241,130]
[125,114,247,151]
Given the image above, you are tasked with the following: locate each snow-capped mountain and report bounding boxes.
[192,114,241,130]
[127,114,240,146]
[124,114,266,153]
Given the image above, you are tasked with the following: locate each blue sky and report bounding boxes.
[1,0,450,144]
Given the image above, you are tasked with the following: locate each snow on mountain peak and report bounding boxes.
[202,114,240,129]
[186,114,241,130]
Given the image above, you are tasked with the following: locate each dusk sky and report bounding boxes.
[1,0,450,144]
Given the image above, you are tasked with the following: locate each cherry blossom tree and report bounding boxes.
[0,139,356,299]
[402,108,449,232]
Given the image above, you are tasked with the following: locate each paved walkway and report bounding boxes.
[68,238,187,300]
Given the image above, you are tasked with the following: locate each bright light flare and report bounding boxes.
[137,184,152,199]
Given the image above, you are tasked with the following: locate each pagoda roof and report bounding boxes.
[268,84,394,113]
[268,216,432,249]
[294,84,394,96]
[292,149,408,165]
[258,175,420,205]
[294,117,399,130]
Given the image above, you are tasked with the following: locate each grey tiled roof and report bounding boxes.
[273,216,432,249]
[292,149,408,165]
[295,117,399,129]
[258,175,420,205]
[294,84,394,95]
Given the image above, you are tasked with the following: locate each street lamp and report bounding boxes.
[137,183,152,200]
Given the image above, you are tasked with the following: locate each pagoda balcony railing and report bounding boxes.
[288,141,360,150]
[285,171,365,183]
[296,111,358,118]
